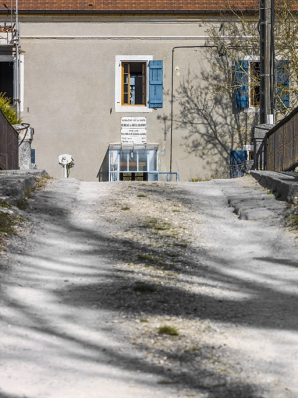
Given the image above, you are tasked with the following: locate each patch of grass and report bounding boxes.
[140,319,149,323]
[121,206,130,211]
[0,210,25,251]
[137,253,174,270]
[184,347,201,353]
[0,201,10,209]
[137,194,147,198]
[137,253,156,262]
[0,213,15,235]
[172,209,180,212]
[133,283,155,293]
[158,325,179,336]
[165,252,179,258]
[191,178,203,182]
[17,174,53,209]
[17,195,31,210]
[165,272,177,277]
[154,225,170,231]
[191,177,211,182]
[141,218,171,231]
[286,211,298,230]
[34,175,53,190]
[173,242,188,248]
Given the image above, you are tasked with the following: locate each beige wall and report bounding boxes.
[19,18,229,181]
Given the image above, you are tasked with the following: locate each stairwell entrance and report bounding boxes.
[97,144,159,182]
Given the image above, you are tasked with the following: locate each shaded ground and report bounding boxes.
[0,176,298,398]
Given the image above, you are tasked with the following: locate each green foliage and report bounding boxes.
[0,93,21,125]
[0,207,25,251]
[0,212,15,235]
[0,201,10,208]
[191,177,212,182]
[158,325,179,336]
[137,253,156,262]
[173,242,188,248]
[17,175,53,209]
[141,217,171,231]
[286,206,298,231]
[34,175,53,190]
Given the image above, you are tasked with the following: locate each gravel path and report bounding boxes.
[1,176,298,398]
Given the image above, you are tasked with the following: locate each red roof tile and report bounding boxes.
[5,1,260,13]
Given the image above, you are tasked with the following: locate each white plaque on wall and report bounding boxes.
[121,117,147,144]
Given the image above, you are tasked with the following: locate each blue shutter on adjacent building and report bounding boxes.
[149,60,163,108]
[31,149,35,164]
[230,150,247,178]
[276,60,290,108]
[235,60,249,108]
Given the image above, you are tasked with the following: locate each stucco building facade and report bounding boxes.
[0,1,259,181]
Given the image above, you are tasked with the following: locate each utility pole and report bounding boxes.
[253,0,274,170]
[259,0,274,124]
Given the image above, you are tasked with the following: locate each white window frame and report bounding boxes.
[20,54,24,112]
[115,55,153,113]
[244,56,260,113]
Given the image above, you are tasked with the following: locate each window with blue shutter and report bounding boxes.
[149,60,163,108]
[276,60,289,108]
[31,149,35,164]
[235,60,249,108]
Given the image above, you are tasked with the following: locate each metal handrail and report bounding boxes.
[148,171,179,182]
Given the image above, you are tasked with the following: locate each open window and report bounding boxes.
[235,59,289,110]
[249,61,260,107]
[115,56,163,112]
[122,62,146,106]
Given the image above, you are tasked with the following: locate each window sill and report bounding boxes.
[115,105,153,113]
[244,107,260,113]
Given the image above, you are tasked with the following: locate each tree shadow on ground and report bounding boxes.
[1,183,296,397]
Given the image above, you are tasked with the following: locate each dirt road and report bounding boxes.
[1,176,298,398]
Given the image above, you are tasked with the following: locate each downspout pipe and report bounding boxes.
[270,0,275,118]
[15,0,20,117]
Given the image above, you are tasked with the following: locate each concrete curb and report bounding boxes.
[0,169,48,205]
[250,170,298,203]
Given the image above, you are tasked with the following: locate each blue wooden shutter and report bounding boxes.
[31,149,35,163]
[230,150,247,178]
[276,60,289,108]
[235,60,249,108]
[149,60,163,108]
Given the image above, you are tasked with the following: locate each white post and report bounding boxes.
[58,154,74,178]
